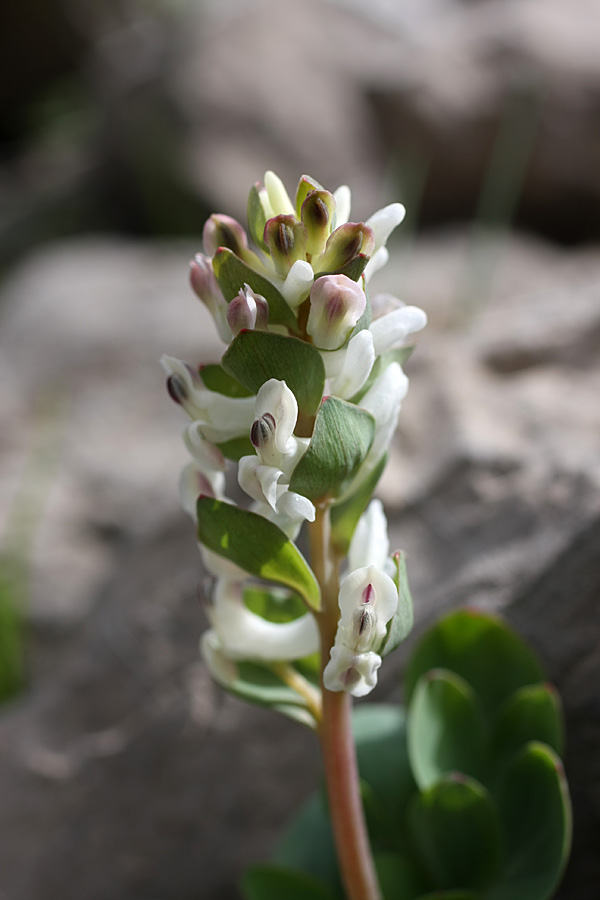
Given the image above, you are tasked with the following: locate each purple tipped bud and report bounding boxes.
[263,215,308,277]
[202,214,248,258]
[189,254,232,343]
[227,284,269,335]
[307,274,367,350]
[314,222,375,275]
[301,190,336,257]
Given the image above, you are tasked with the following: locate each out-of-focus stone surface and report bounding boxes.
[0,231,599,897]
[0,238,218,625]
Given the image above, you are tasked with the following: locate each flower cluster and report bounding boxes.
[163,171,426,718]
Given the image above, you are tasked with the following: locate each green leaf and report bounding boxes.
[242,865,337,900]
[405,610,545,720]
[409,774,502,892]
[491,683,564,776]
[289,397,375,501]
[200,363,254,397]
[330,453,387,554]
[247,183,269,252]
[487,742,571,900]
[374,852,428,900]
[222,330,325,417]
[274,792,341,890]
[215,435,255,461]
[197,498,320,610]
[408,670,487,791]
[244,585,307,623]
[381,552,414,657]
[353,705,417,838]
[213,247,299,331]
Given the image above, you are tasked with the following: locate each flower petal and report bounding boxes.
[255,379,298,454]
[333,185,351,228]
[328,329,375,400]
[348,499,390,571]
[369,305,428,356]
[210,579,319,661]
[366,202,406,253]
[323,645,381,697]
[338,565,398,642]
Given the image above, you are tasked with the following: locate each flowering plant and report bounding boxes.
[163,172,570,900]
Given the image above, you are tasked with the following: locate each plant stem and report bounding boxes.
[310,507,382,900]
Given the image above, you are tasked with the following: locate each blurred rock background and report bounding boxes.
[0,0,599,897]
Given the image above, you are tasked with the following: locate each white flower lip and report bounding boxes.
[209,578,320,662]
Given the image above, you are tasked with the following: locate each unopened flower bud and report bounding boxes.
[203,214,248,258]
[227,284,269,335]
[264,215,308,277]
[301,190,336,257]
[307,274,366,350]
[313,222,375,275]
[189,254,232,343]
[295,174,324,216]
[264,170,296,217]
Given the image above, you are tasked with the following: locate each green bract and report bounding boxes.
[289,397,375,501]
[196,498,321,611]
[249,611,572,900]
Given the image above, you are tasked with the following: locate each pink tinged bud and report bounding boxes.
[301,190,336,257]
[264,215,308,278]
[189,254,232,343]
[227,284,269,335]
[202,214,248,258]
[313,222,375,275]
[307,274,367,350]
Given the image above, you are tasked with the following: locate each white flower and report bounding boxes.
[369,299,427,356]
[238,379,315,532]
[348,499,390,572]
[359,362,409,474]
[201,629,239,687]
[161,355,256,443]
[323,645,382,697]
[322,330,375,400]
[209,578,319,662]
[323,564,398,698]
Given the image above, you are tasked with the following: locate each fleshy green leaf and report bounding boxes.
[274,792,341,890]
[330,453,387,554]
[491,683,564,775]
[374,852,428,900]
[353,705,417,837]
[197,498,320,610]
[213,247,298,331]
[244,585,307,623]
[222,330,325,417]
[409,774,502,892]
[247,183,269,252]
[289,397,375,501]
[381,552,414,657]
[487,742,571,900]
[200,363,254,397]
[407,670,487,790]
[241,865,337,900]
[405,610,545,719]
